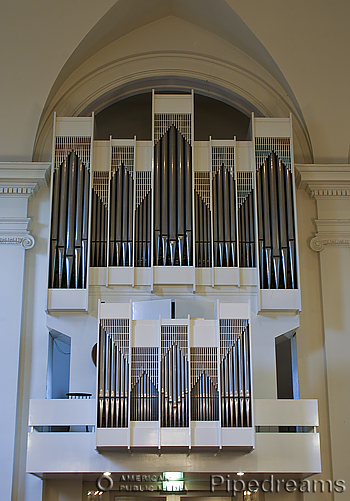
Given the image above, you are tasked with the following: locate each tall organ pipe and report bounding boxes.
[212,163,237,267]
[109,163,134,267]
[230,170,237,267]
[49,163,61,287]
[285,166,296,288]
[49,151,90,288]
[97,331,130,428]
[217,165,224,267]
[177,135,185,265]
[220,333,251,427]
[185,141,192,266]
[256,152,296,289]
[256,168,265,287]
[109,169,116,265]
[223,166,231,266]
[161,131,169,265]
[90,182,108,268]
[58,156,69,287]
[154,126,192,266]
[98,326,106,427]
[154,141,161,264]
[74,158,84,287]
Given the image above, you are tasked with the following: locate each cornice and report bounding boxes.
[296,164,350,199]
[0,162,50,197]
[0,217,35,249]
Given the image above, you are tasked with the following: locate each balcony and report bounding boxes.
[27,398,320,476]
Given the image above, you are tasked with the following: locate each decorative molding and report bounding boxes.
[0,162,50,197]
[296,164,350,199]
[310,219,350,252]
[0,217,35,249]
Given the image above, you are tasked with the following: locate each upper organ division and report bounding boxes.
[48,105,298,292]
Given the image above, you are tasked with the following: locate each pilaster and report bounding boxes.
[0,162,50,501]
[297,163,350,494]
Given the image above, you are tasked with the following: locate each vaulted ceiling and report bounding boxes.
[1,0,349,164]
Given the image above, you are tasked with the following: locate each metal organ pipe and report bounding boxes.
[97,329,129,429]
[229,170,237,267]
[49,151,90,289]
[49,161,60,288]
[212,163,238,268]
[256,152,297,289]
[285,166,296,288]
[153,126,192,266]
[74,158,84,288]
[220,328,251,428]
[154,141,161,264]
[177,135,185,265]
[161,344,188,427]
[185,141,193,266]
[109,163,134,267]
[115,163,123,266]
[161,130,169,265]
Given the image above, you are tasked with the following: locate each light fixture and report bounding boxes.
[103,472,111,476]
[163,471,184,491]
[237,472,245,476]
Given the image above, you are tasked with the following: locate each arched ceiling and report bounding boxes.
[33,9,312,164]
[49,0,300,116]
[1,0,349,164]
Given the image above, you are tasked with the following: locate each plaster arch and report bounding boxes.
[33,14,312,163]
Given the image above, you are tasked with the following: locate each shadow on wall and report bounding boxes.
[94,92,250,141]
[47,330,71,399]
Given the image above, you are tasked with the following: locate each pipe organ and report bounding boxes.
[47,95,300,313]
[95,300,254,449]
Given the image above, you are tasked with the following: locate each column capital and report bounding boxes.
[0,162,50,198]
[0,217,35,249]
[0,162,50,249]
[310,219,350,252]
[296,164,350,251]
